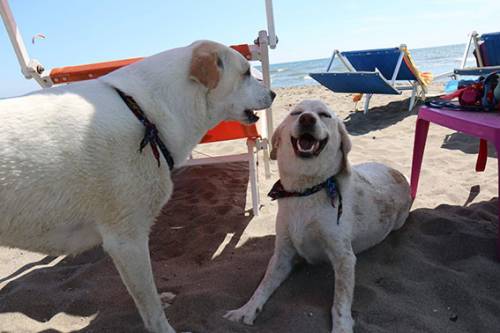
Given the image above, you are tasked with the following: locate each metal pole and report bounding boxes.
[326,50,337,72]
[471,31,484,67]
[338,52,356,72]
[247,139,260,215]
[460,32,475,69]
[0,0,32,78]
[391,49,405,86]
[264,0,277,49]
[0,0,51,87]
[258,30,273,140]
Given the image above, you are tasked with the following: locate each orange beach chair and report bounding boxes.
[1,1,276,216]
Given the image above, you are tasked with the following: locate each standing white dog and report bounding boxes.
[224,100,412,333]
[0,40,275,333]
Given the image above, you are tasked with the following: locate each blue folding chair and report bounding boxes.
[455,31,500,76]
[310,45,430,114]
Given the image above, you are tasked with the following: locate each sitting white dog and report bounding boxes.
[224,100,412,333]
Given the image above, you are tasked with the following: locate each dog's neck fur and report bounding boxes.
[279,160,347,193]
[102,48,220,167]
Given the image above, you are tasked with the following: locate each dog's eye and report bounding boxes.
[217,57,224,69]
[290,110,302,116]
[318,112,332,118]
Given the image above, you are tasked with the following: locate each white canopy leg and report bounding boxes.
[259,138,271,179]
[247,139,260,216]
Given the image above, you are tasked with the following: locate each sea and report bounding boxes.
[265,44,470,88]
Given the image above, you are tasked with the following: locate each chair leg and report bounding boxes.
[247,140,260,216]
[475,139,488,172]
[496,142,500,261]
[409,85,417,111]
[261,139,271,179]
[410,117,430,199]
[364,94,372,114]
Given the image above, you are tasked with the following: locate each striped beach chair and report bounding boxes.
[310,45,431,114]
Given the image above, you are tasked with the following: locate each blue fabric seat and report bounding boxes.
[341,48,417,81]
[482,32,500,66]
[310,72,400,95]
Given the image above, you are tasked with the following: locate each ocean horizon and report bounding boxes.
[265,43,470,88]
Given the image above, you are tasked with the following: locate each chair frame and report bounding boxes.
[454,31,500,77]
[326,45,425,114]
[0,0,277,216]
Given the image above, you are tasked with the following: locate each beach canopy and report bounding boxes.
[455,31,500,76]
[310,45,431,114]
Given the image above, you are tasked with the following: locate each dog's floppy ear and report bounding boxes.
[338,121,352,174]
[189,43,220,90]
[270,123,284,160]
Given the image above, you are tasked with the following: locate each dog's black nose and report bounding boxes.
[299,113,316,128]
[270,90,276,101]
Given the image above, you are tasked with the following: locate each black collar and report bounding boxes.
[114,88,174,170]
[268,175,342,223]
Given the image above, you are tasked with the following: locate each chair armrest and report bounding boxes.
[454,66,500,76]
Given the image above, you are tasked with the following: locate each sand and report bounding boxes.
[1,83,499,333]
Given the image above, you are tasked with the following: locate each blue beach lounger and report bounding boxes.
[455,31,500,76]
[310,45,431,114]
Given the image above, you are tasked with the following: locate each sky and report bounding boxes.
[1,0,500,98]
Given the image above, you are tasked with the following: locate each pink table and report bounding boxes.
[410,106,500,259]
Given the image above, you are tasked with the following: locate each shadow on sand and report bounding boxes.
[0,162,255,332]
[344,98,419,136]
[1,163,499,333]
[441,132,497,157]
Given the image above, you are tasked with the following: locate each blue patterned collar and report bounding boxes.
[268,175,342,224]
[114,88,174,170]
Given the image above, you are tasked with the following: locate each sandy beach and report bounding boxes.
[1,83,499,333]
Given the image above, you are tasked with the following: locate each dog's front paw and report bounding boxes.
[160,291,176,309]
[332,316,354,333]
[223,304,259,325]
[332,327,353,333]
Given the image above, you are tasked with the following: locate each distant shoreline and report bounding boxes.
[268,43,466,66]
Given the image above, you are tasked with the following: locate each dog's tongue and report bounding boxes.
[299,136,315,150]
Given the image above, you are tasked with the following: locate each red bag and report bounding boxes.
[458,84,483,106]
[439,72,499,111]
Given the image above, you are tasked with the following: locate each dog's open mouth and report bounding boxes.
[244,109,260,123]
[291,134,328,158]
